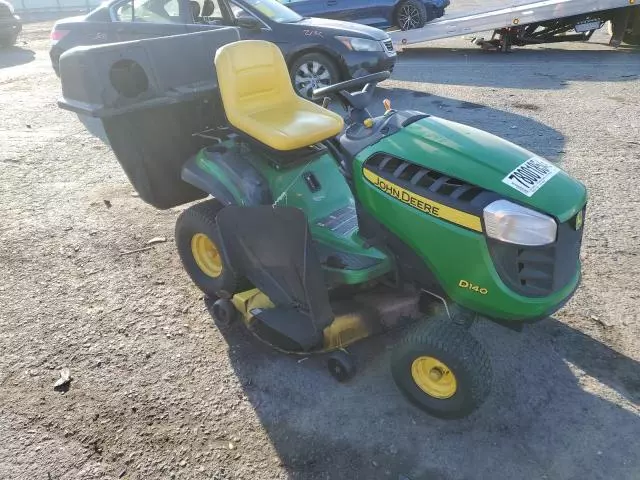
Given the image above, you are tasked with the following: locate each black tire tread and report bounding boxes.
[395,0,428,31]
[212,298,237,326]
[327,350,356,382]
[289,52,340,99]
[175,199,246,298]
[392,316,491,418]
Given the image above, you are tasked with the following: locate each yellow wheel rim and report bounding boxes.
[191,233,223,278]
[411,356,457,399]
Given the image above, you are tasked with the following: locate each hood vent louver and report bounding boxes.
[365,154,490,209]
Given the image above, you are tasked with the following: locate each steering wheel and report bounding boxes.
[311,71,391,112]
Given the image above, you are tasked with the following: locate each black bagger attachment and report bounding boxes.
[57,28,241,209]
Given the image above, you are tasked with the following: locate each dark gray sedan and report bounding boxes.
[0,0,21,47]
[50,0,397,98]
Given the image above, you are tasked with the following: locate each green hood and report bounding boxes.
[362,116,587,222]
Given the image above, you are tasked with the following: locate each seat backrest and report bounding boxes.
[201,0,215,17]
[214,40,296,118]
[189,0,200,21]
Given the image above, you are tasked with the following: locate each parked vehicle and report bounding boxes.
[390,0,640,51]
[278,0,449,30]
[49,0,396,98]
[0,0,21,47]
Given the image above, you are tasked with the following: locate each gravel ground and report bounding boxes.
[1,11,639,480]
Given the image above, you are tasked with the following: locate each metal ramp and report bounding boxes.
[390,0,638,49]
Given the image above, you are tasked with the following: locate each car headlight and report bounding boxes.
[336,36,382,52]
[483,200,557,246]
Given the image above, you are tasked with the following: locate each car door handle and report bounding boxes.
[327,0,337,5]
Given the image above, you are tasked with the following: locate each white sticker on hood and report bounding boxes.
[502,157,559,197]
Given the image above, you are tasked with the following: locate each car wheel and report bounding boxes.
[290,52,339,100]
[0,35,17,48]
[395,0,428,31]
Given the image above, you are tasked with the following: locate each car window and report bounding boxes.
[231,0,302,23]
[164,0,179,15]
[228,1,249,19]
[190,0,225,22]
[114,0,182,23]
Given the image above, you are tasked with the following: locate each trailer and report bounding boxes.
[390,0,640,51]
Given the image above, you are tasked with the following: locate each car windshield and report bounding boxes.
[239,0,302,23]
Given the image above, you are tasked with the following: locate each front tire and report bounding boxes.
[290,52,339,100]
[391,316,491,419]
[395,0,428,31]
[175,199,245,299]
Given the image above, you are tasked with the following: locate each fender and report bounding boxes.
[181,147,272,206]
[286,42,336,60]
[286,43,349,79]
[182,156,237,206]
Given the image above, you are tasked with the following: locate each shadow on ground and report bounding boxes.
[0,46,35,69]
[393,46,640,90]
[209,304,640,480]
[201,95,636,479]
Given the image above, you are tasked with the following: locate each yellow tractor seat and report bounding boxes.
[214,40,344,152]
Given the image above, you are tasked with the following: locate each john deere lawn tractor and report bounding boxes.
[58,30,587,419]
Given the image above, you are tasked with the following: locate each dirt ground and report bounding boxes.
[1,15,639,480]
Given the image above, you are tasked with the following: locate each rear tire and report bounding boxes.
[175,199,246,299]
[290,52,340,100]
[395,0,428,31]
[391,315,491,419]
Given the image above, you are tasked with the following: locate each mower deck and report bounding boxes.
[230,286,421,353]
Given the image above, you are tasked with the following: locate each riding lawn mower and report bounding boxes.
[58,30,587,419]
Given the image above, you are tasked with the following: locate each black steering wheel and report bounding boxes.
[311,71,391,113]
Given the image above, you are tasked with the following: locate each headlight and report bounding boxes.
[483,200,557,246]
[336,36,382,52]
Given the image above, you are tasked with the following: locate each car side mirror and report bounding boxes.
[236,16,262,30]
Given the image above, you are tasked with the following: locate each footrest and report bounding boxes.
[314,242,384,271]
[313,204,391,284]
[315,205,358,237]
